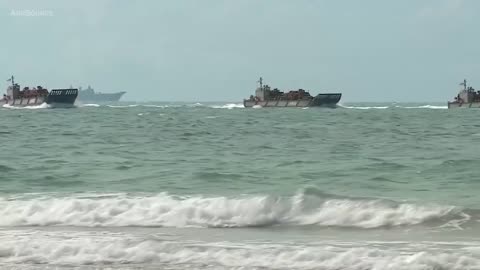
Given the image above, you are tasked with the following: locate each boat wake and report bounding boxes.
[2,103,50,110]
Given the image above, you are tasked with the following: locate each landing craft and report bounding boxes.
[243,77,342,108]
[448,79,480,108]
[0,76,78,108]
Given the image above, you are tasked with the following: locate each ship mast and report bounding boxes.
[460,79,467,91]
[258,77,263,89]
[7,75,14,86]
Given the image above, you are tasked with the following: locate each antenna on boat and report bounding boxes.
[6,75,14,86]
[257,77,263,89]
[460,79,467,91]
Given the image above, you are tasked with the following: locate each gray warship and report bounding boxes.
[1,76,78,108]
[448,79,480,108]
[77,85,126,103]
[244,77,342,108]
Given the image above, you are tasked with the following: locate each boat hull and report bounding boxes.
[1,89,78,108]
[244,93,342,108]
[447,101,480,108]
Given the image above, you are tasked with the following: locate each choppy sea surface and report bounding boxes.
[1,101,480,270]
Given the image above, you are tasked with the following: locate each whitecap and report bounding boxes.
[0,231,478,269]
[2,103,50,110]
[211,103,245,109]
[0,192,466,229]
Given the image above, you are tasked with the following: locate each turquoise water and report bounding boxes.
[1,102,480,269]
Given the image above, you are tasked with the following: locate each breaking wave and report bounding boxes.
[340,104,448,110]
[339,105,389,110]
[0,231,479,269]
[0,189,468,229]
[210,103,245,109]
[107,104,140,108]
[79,103,100,107]
[395,105,448,109]
[95,103,247,109]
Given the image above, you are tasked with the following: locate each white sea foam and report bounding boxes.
[79,103,100,107]
[2,103,50,109]
[0,192,465,229]
[142,104,168,108]
[0,230,478,269]
[107,105,130,108]
[339,104,389,110]
[339,104,448,110]
[107,104,140,108]
[210,103,245,109]
[395,105,448,109]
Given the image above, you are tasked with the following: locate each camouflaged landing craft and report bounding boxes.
[0,76,78,108]
[244,77,342,108]
[448,79,480,109]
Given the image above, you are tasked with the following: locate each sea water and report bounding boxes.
[1,102,479,270]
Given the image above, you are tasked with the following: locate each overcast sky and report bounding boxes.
[1,0,478,102]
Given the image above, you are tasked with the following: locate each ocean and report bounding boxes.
[1,102,480,270]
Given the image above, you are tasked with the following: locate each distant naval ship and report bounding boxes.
[448,79,480,108]
[244,77,342,108]
[77,85,126,103]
